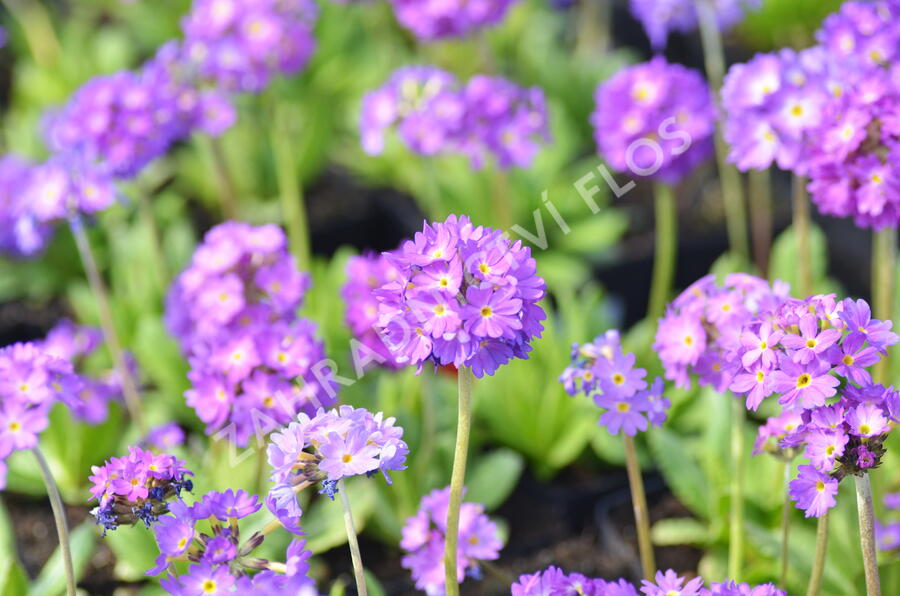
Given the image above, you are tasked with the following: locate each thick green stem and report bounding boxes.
[855,475,882,596]
[748,168,773,276]
[489,167,513,230]
[69,217,146,434]
[208,137,239,220]
[444,366,474,596]
[779,459,792,588]
[648,183,677,321]
[623,434,655,580]
[271,104,311,271]
[805,513,828,596]
[792,175,812,297]
[338,480,368,596]
[872,228,896,384]
[33,448,76,596]
[575,0,611,57]
[728,397,745,581]
[695,0,750,262]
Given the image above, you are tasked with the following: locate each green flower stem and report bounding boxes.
[622,434,655,580]
[648,183,677,321]
[694,0,750,262]
[728,396,745,581]
[271,103,311,271]
[748,168,773,276]
[338,479,368,596]
[208,137,239,220]
[792,175,812,297]
[855,474,882,596]
[779,459,793,588]
[70,217,146,434]
[489,168,513,230]
[805,512,828,596]
[872,227,896,384]
[575,0,611,57]
[444,365,474,596]
[33,447,76,596]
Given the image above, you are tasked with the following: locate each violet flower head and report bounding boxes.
[361,66,550,169]
[143,423,186,451]
[342,253,404,369]
[788,464,838,518]
[372,214,546,377]
[181,0,318,94]
[561,331,669,435]
[629,0,762,50]
[19,157,117,223]
[265,406,408,531]
[654,273,788,396]
[89,446,193,534]
[591,56,715,184]
[147,490,318,595]
[876,492,900,552]
[802,1,900,229]
[388,0,518,41]
[722,48,830,174]
[0,155,54,258]
[401,486,503,595]
[167,222,336,447]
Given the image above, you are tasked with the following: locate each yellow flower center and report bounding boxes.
[202,580,217,594]
[583,371,594,381]
[439,278,449,287]
[612,373,625,385]
[342,454,353,463]
[8,421,21,433]
[842,355,854,366]
[479,263,490,274]
[434,304,446,316]
[178,537,188,549]
[825,445,835,456]
[480,306,493,317]
[790,104,804,117]
[871,173,884,185]
[683,335,694,346]
[263,396,275,408]
[615,402,630,413]
[432,249,443,258]
[796,373,812,388]
[756,370,765,382]
[859,424,871,435]
[468,535,479,545]
[806,339,817,349]
[815,481,825,492]
[759,341,767,350]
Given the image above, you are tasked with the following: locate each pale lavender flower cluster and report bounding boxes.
[511,567,783,596]
[802,1,900,229]
[44,42,235,179]
[653,274,789,393]
[265,406,408,532]
[146,489,318,595]
[360,66,550,169]
[88,446,193,533]
[629,0,762,50]
[728,295,899,517]
[373,214,546,377]
[560,330,670,436]
[0,155,54,257]
[181,0,318,93]
[591,57,715,184]
[722,48,834,174]
[876,492,900,552]
[400,486,503,595]
[165,222,336,447]
[387,0,518,40]
[341,253,404,369]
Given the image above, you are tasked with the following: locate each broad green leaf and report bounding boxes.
[29,522,97,596]
[104,522,161,582]
[648,428,711,518]
[466,449,524,511]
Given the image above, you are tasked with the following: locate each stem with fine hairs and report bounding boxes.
[855,475,882,596]
[444,366,474,596]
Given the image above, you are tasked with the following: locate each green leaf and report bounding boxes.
[651,517,711,546]
[768,223,835,295]
[29,522,97,596]
[648,428,711,518]
[303,479,376,554]
[364,570,388,596]
[0,560,28,596]
[465,449,524,511]
[104,522,161,582]
[328,580,347,596]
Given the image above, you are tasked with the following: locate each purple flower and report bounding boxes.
[803,430,848,470]
[342,253,404,369]
[0,155,55,258]
[373,215,545,377]
[591,56,715,184]
[203,489,261,520]
[388,0,518,40]
[846,403,889,438]
[317,430,381,480]
[89,447,193,533]
[641,569,703,596]
[401,486,503,595]
[181,0,318,94]
[779,314,841,364]
[788,464,838,517]
[361,67,549,170]
[629,0,761,50]
[770,356,838,410]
